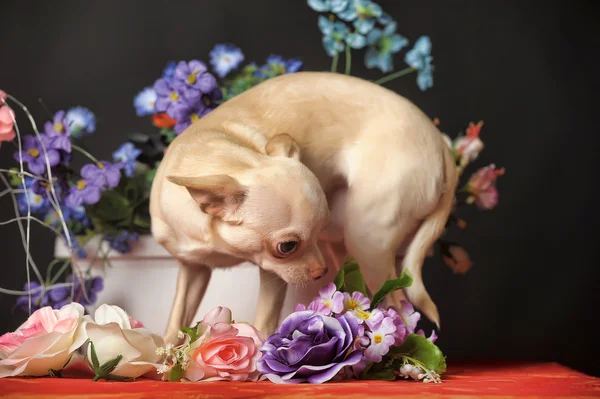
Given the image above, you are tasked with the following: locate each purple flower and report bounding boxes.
[104,231,139,254]
[81,161,124,189]
[64,179,102,208]
[171,101,211,134]
[172,60,217,104]
[44,204,89,228]
[48,274,103,308]
[313,283,345,315]
[14,135,60,175]
[153,77,185,118]
[293,300,331,315]
[342,291,371,323]
[162,61,176,81]
[397,300,421,334]
[62,229,87,258]
[257,310,363,384]
[44,110,72,153]
[14,282,48,313]
[384,307,408,346]
[364,315,396,363]
[417,329,438,343]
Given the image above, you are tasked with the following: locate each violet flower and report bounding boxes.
[153,77,185,118]
[257,310,362,384]
[80,161,124,189]
[14,135,60,175]
[48,274,103,308]
[44,110,72,152]
[312,283,345,315]
[364,315,396,363]
[64,179,102,208]
[171,102,211,134]
[172,60,216,104]
[104,231,139,254]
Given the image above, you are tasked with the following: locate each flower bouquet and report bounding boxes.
[0,0,504,384]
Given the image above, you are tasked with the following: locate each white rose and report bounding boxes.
[84,304,165,379]
[0,303,87,377]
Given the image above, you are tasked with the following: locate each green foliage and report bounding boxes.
[370,271,413,309]
[389,333,447,374]
[334,257,368,295]
[88,341,134,382]
[168,364,184,382]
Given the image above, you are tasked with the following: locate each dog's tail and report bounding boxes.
[402,138,458,329]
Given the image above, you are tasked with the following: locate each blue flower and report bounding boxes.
[104,231,139,254]
[162,61,176,81]
[337,0,382,35]
[16,177,49,215]
[255,55,303,78]
[113,142,142,177]
[47,274,103,308]
[365,22,408,73]
[307,0,348,13]
[65,107,96,137]
[318,16,350,56]
[63,229,87,258]
[44,205,89,228]
[133,87,157,116]
[404,36,434,91]
[210,43,244,78]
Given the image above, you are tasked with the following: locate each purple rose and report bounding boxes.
[257,310,363,384]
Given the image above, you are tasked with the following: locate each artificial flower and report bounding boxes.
[133,87,157,116]
[104,231,139,254]
[441,244,473,274]
[80,161,124,189]
[364,315,396,362]
[44,110,72,153]
[172,60,217,104]
[151,112,177,129]
[417,329,438,343]
[162,61,177,81]
[454,121,484,162]
[257,310,362,383]
[318,16,350,56]
[307,0,348,13]
[184,320,264,382]
[47,274,104,309]
[312,283,345,315]
[153,77,185,118]
[293,300,330,314]
[465,164,505,210]
[397,301,421,334]
[382,307,408,346]
[64,179,102,208]
[0,100,16,147]
[17,188,48,214]
[14,282,50,313]
[337,0,383,35]
[14,135,60,175]
[0,303,88,377]
[44,204,89,228]
[112,142,142,177]
[343,291,371,312]
[365,21,408,73]
[62,229,87,259]
[255,55,303,79]
[210,43,245,78]
[65,106,96,137]
[171,101,211,134]
[84,304,165,379]
[404,36,435,91]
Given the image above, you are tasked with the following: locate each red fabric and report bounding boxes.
[1,361,598,398]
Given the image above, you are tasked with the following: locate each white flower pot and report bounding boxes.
[54,235,333,335]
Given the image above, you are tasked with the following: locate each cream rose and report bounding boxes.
[84,304,165,379]
[0,303,87,377]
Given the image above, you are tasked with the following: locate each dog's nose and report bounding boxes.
[311,267,328,280]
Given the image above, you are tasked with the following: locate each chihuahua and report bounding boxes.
[150,71,458,343]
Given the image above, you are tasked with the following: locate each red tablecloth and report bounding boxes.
[1,360,598,398]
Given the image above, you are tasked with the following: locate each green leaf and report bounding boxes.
[333,265,345,290]
[370,270,413,309]
[87,190,131,222]
[340,257,367,295]
[168,364,184,382]
[89,341,100,369]
[362,368,397,381]
[8,168,23,187]
[100,354,123,376]
[180,325,199,343]
[390,333,447,374]
[105,374,134,382]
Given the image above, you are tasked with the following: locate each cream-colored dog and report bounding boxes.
[150,71,458,343]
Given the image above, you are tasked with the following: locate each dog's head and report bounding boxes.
[166,134,330,284]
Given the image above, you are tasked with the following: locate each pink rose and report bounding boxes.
[466,164,505,210]
[442,245,473,274]
[183,321,264,382]
[196,306,232,337]
[0,98,16,147]
[0,303,87,377]
[454,121,484,163]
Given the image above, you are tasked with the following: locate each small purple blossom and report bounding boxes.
[364,315,396,363]
[44,110,72,153]
[162,61,176,81]
[171,101,211,134]
[153,77,185,118]
[313,283,345,315]
[48,274,103,308]
[14,135,60,175]
[172,60,216,104]
[104,231,139,254]
[293,300,331,314]
[80,161,124,189]
[14,282,48,313]
[64,179,102,208]
[397,300,421,334]
[384,307,408,346]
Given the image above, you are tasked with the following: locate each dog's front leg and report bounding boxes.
[253,268,287,337]
[163,261,212,344]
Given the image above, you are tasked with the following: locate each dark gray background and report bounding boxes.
[1,0,599,376]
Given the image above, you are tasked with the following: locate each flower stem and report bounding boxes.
[345,45,352,75]
[331,53,339,73]
[72,144,100,164]
[374,67,417,85]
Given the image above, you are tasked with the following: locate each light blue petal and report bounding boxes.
[383,21,397,36]
[337,7,357,21]
[318,15,334,35]
[404,48,421,69]
[389,34,408,53]
[323,37,340,57]
[331,0,349,13]
[365,1,382,17]
[308,0,330,12]
[417,68,434,91]
[366,29,382,45]
[377,53,393,73]
[333,21,350,36]
[346,33,367,49]
[354,18,375,35]
[377,12,392,25]
[413,36,432,55]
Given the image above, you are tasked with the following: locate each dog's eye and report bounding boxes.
[277,241,298,256]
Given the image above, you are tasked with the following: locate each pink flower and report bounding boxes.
[417,329,438,343]
[466,164,505,210]
[196,306,232,337]
[0,93,16,147]
[442,245,473,274]
[316,283,345,315]
[0,303,87,377]
[454,121,484,162]
[128,316,144,329]
[184,322,264,382]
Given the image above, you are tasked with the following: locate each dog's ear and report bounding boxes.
[265,133,300,161]
[166,174,246,224]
